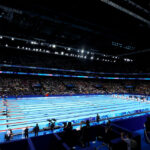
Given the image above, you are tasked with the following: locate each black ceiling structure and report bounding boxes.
[0,0,150,63]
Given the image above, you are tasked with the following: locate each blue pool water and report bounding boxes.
[0,94,150,134]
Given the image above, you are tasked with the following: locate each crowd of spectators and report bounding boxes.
[0,76,150,96]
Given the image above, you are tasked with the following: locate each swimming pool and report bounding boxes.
[0,94,150,133]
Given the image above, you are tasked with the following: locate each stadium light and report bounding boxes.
[31,41,38,45]
[54,51,58,54]
[52,44,56,48]
[91,56,94,60]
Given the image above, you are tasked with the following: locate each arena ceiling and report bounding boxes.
[0,0,150,61]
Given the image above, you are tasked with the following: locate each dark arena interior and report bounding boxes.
[1,0,150,150]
